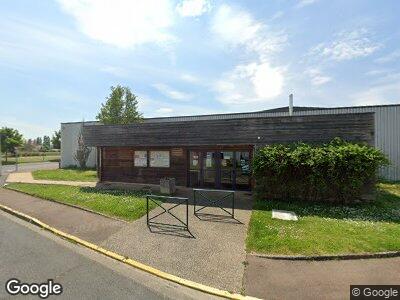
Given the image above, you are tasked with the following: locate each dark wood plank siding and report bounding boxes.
[101,147,188,185]
[83,113,375,147]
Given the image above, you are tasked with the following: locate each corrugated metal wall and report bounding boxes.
[287,106,400,181]
[144,105,400,181]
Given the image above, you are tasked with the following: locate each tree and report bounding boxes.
[96,85,143,124]
[35,137,42,145]
[22,139,35,152]
[0,127,24,162]
[52,130,61,149]
[74,124,91,169]
[42,136,51,151]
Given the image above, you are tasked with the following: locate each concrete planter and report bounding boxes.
[160,177,176,195]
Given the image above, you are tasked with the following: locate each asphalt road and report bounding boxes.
[0,211,217,300]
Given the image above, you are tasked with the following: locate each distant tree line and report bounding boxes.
[1,127,61,161]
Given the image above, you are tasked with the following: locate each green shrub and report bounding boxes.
[9,151,60,157]
[253,138,389,203]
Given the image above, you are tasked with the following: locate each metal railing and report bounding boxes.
[146,194,189,231]
[193,188,235,218]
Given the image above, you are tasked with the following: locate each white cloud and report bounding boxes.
[215,62,284,105]
[211,5,286,106]
[352,79,400,106]
[211,4,287,60]
[375,50,400,64]
[100,66,128,77]
[366,69,390,76]
[0,18,91,69]
[180,73,199,83]
[155,107,174,115]
[0,115,54,138]
[176,0,211,17]
[270,11,284,21]
[56,0,175,48]
[138,94,218,117]
[309,29,381,61]
[296,0,318,8]
[153,83,193,101]
[305,68,332,86]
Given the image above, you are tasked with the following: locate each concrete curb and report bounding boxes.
[250,251,400,261]
[0,204,259,300]
[3,186,128,223]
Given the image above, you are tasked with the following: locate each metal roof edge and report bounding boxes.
[61,103,399,125]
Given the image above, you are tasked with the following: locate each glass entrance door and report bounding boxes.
[188,149,251,190]
[188,151,201,187]
[220,151,234,189]
[235,151,251,189]
[202,151,216,188]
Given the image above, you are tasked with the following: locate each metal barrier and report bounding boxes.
[146,194,189,231]
[193,188,235,218]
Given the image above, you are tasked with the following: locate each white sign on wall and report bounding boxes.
[134,151,147,167]
[150,151,170,168]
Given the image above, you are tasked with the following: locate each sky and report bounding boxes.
[0,0,399,139]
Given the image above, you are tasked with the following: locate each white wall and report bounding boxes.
[61,122,97,168]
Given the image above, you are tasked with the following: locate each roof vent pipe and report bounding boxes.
[289,94,293,116]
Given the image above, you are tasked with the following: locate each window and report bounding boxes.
[150,151,170,168]
[134,151,147,167]
[189,151,200,169]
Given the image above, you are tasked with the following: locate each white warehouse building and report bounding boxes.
[61,104,400,180]
[61,121,98,168]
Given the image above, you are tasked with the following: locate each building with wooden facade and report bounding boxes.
[82,112,375,191]
[61,103,400,181]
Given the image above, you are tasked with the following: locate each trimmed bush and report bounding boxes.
[253,138,389,203]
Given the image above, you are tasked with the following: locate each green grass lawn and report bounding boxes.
[246,182,400,255]
[32,168,98,182]
[1,155,60,165]
[5,183,156,222]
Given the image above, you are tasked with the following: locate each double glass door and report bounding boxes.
[188,150,251,190]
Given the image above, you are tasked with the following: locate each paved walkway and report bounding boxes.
[6,172,96,187]
[101,191,253,292]
[0,188,124,244]
[1,161,59,186]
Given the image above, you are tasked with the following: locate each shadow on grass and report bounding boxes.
[48,159,60,162]
[253,185,400,224]
[62,166,96,171]
[79,186,149,198]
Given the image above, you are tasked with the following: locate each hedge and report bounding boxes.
[6,151,60,157]
[253,138,388,203]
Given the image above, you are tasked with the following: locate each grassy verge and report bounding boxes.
[32,168,98,182]
[2,155,60,165]
[5,183,156,222]
[246,182,400,255]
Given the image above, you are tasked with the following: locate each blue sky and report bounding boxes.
[1,0,399,138]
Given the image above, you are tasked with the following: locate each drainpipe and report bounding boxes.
[289,94,293,116]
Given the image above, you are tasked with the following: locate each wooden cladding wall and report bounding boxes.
[83,113,375,147]
[101,147,187,185]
